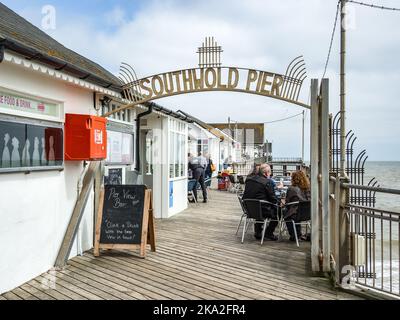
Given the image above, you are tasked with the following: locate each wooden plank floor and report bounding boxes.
[1,190,361,300]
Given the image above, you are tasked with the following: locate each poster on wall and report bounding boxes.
[106,130,134,164]
[104,168,123,185]
[0,120,63,171]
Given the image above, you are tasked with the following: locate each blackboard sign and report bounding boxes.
[104,168,123,185]
[100,185,145,244]
[94,185,156,258]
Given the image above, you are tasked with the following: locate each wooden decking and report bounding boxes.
[1,190,361,300]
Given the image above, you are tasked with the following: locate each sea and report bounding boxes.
[364,161,400,212]
[355,161,399,295]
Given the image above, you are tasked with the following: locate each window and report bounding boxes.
[0,118,63,172]
[145,130,153,175]
[169,119,186,179]
[197,138,209,155]
[106,130,134,165]
[169,132,175,178]
[180,134,185,176]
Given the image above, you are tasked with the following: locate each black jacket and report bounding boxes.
[285,186,311,218]
[242,174,277,204]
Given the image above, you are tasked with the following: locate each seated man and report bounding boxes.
[242,163,278,240]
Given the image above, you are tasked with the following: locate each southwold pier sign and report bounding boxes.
[104,37,308,117]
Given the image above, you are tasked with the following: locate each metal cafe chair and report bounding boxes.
[241,199,279,245]
[236,193,247,235]
[282,200,311,247]
[187,179,198,204]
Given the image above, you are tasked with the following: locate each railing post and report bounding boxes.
[333,176,341,284]
[338,177,350,283]
[329,177,337,275]
[321,79,330,272]
[310,79,320,272]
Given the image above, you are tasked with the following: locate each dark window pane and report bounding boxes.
[44,127,63,166]
[0,121,25,168]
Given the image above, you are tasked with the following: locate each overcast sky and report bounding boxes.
[3,0,400,160]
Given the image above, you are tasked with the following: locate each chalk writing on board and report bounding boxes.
[108,187,140,209]
[99,185,146,245]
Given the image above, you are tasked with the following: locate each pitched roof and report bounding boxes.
[176,110,227,140]
[0,3,121,91]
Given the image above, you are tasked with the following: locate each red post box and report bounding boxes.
[64,114,107,161]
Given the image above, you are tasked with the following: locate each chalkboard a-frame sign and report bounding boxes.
[94,185,156,258]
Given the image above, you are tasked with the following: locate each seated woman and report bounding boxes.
[284,170,311,241]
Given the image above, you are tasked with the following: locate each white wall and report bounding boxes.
[167,178,188,217]
[208,137,220,176]
[167,118,188,218]
[139,115,164,219]
[0,60,100,293]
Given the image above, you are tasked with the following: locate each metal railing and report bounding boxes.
[342,183,400,297]
[330,111,379,207]
[232,162,253,176]
[270,157,303,163]
[232,157,305,177]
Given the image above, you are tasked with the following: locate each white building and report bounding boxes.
[0,3,191,294]
[187,122,219,173]
[213,128,239,168]
[177,110,240,173]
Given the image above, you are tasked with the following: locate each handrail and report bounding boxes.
[54,161,101,268]
[342,183,400,195]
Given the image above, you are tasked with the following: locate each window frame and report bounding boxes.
[105,120,135,166]
[168,119,187,180]
[0,114,64,174]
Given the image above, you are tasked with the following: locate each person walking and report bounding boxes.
[188,152,208,203]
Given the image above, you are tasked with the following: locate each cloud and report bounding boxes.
[10,0,400,160]
[105,6,126,27]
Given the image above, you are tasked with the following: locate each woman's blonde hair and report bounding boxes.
[291,170,310,191]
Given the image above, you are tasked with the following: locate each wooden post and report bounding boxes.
[93,188,105,257]
[310,79,320,272]
[54,161,99,268]
[139,190,151,258]
[320,79,330,272]
[93,161,104,244]
[147,190,156,252]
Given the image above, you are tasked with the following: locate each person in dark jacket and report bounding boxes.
[242,163,278,240]
[284,170,311,241]
[188,152,207,203]
[204,152,214,179]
